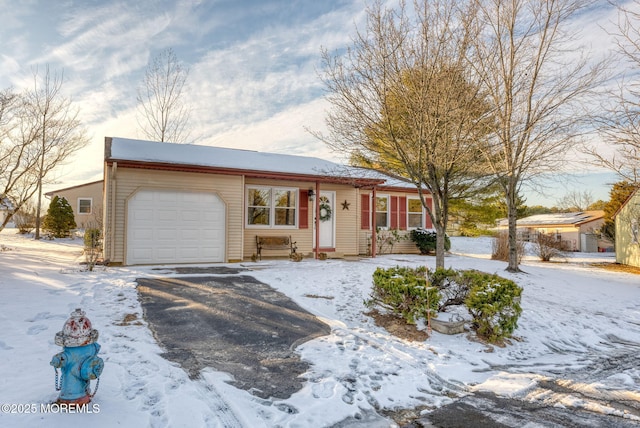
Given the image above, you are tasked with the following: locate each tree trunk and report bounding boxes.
[505,182,520,272]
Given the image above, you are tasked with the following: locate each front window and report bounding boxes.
[247,186,297,228]
[274,189,296,226]
[376,196,388,228]
[247,188,270,225]
[632,219,639,244]
[78,198,92,214]
[408,198,423,228]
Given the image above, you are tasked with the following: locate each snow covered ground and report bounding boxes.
[0,229,638,427]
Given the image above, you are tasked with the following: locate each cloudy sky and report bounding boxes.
[0,0,634,205]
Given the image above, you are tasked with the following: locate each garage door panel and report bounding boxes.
[181,210,200,221]
[127,190,225,265]
[134,209,154,221]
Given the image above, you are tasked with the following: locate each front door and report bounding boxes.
[314,191,335,249]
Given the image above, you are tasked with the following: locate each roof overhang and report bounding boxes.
[105,159,386,187]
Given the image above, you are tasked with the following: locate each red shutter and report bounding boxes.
[361,194,370,229]
[299,190,309,229]
[425,197,433,228]
[390,196,398,229]
[399,196,407,230]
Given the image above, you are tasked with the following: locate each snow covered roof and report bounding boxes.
[516,211,604,227]
[105,137,417,189]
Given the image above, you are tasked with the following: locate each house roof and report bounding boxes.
[104,137,417,190]
[513,211,604,227]
[44,180,103,197]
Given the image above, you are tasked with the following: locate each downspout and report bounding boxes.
[371,187,377,258]
[110,162,117,262]
[314,181,320,260]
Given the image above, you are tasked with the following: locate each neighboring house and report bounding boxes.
[496,211,610,252]
[615,188,640,268]
[45,180,104,229]
[0,197,14,227]
[103,137,434,266]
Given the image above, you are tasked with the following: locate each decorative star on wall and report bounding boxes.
[341,200,350,210]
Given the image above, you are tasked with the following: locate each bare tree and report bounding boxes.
[556,189,594,211]
[137,48,191,144]
[319,0,492,268]
[0,67,89,237]
[0,88,41,232]
[469,0,607,272]
[586,0,640,183]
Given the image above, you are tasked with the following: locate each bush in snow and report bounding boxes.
[13,206,37,234]
[533,233,566,262]
[463,270,523,343]
[428,267,470,311]
[409,228,450,255]
[42,196,76,238]
[376,227,406,255]
[84,227,101,249]
[367,266,440,324]
[491,231,525,263]
[83,227,102,271]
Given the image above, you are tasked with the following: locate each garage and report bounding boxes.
[126,189,225,265]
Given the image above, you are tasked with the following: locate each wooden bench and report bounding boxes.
[255,236,297,260]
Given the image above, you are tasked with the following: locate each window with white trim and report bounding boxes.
[632,219,639,244]
[376,195,389,228]
[78,198,92,214]
[407,198,423,228]
[247,186,297,227]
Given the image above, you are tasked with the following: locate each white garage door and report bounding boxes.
[126,190,225,265]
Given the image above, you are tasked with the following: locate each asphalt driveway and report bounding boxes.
[136,268,330,399]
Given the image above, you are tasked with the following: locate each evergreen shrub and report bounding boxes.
[428,267,469,311]
[84,228,101,249]
[42,196,76,238]
[463,270,523,343]
[367,266,440,324]
[409,228,451,254]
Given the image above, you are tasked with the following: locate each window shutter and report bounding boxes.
[399,196,407,230]
[299,190,309,229]
[361,194,370,229]
[425,197,433,228]
[390,196,398,229]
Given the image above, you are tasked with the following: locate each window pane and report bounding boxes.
[79,199,92,214]
[248,207,269,225]
[408,213,422,228]
[408,199,422,213]
[275,208,296,225]
[408,199,422,228]
[248,188,270,207]
[275,190,296,208]
[376,213,387,228]
[376,196,388,228]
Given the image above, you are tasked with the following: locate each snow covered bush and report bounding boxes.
[463,271,523,343]
[428,267,469,311]
[409,228,450,254]
[367,266,440,324]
